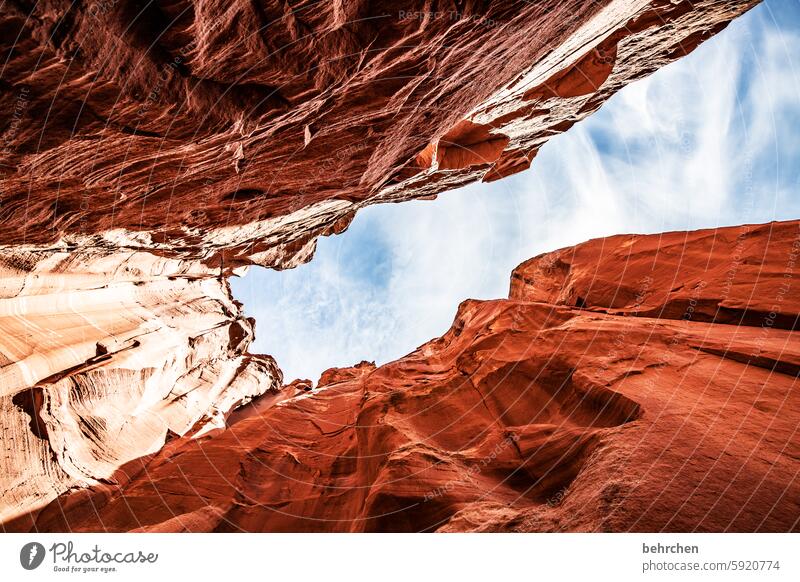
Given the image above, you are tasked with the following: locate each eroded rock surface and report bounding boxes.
[0,0,770,529]
[0,249,283,523]
[1,0,758,266]
[9,221,799,532]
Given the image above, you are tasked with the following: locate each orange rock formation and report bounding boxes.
[1,1,782,532]
[8,221,799,532]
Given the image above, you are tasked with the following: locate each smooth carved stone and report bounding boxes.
[0,250,284,523]
[0,1,758,267]
[8,221,799,533]
[0,0,769,531]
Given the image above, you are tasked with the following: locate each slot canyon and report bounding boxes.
[1,0,797,532]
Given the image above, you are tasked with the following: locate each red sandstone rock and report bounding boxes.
[8,221,799,532]
[0,251,284,523]
[0,0,772,531]
[0,1,758,267]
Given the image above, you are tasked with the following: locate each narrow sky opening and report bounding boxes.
[232,0,800,383]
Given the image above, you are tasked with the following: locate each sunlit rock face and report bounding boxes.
[0,0,758,265]
[0,1,762,528]
[0,249,283,523]
[10,220,798,533]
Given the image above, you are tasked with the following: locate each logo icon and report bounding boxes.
[20,542,46,570]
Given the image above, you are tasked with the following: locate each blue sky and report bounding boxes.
[232,0,800,383]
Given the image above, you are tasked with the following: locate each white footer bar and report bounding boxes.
[1,533,797,581]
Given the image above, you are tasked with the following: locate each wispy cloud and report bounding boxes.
[232,1,800,382]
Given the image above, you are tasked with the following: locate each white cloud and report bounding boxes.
[232,2,800,383]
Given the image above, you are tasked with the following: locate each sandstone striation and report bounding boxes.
[0,0,771,530]
[1,0,758,266]
[8,221,799,532]
[0,249,283,523]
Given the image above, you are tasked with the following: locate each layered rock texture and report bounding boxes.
[1,0,758,265]
[8,220,799,532]
[0,0,785,532]
[0,250,284,523]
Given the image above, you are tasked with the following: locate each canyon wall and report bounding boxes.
[1,0,758,265]
[0,0,767,527]
[9,220,799,532]
[0,249,284,522]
